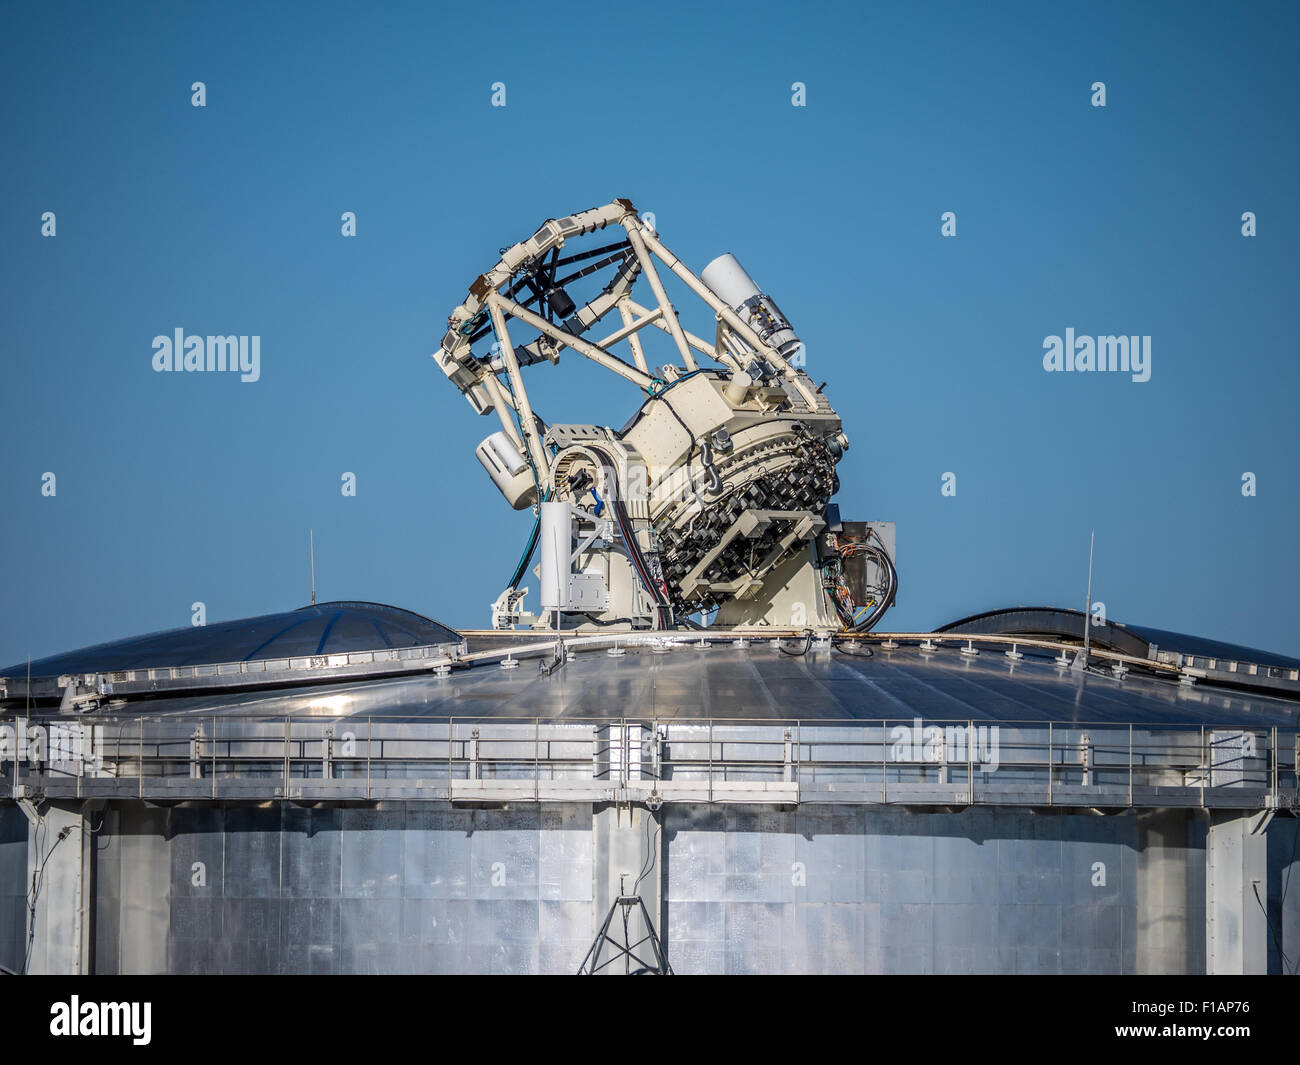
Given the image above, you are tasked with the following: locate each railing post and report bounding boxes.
[1272,725,1278,798]
[1200,724,1205,808]
[1128,723,1133,806]
[211,716,217,800]
[283,717,291,796]
[967,719,973,800]
[535,717,540,803]
[138,717,144,800]
[190,726,203,781]
[1047,722,1053,805]
[366,716,372,801]
[708,719,713,804]
[881,720,887,804]
[652,720,663,784]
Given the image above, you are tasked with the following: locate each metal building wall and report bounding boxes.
[0,804,26,972]
[664,806,1154,974]
[15,799,1290,975]
[1266,816,1300,975]
[1136,810,1206,974]
[93,802,594,974]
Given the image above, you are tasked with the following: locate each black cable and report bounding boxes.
[507,515,542,591]
[580,613,636,627]
[587,444,672,629]
[779,630,814,657]
[1253,881,1293,974]
[613,502,655,598]
[632,811,661,897]
[612,504,668,627]
[615,373,728,460]
[24,822,72,974]
[22,817,46,973]
[823,534,899,636]
[832,637,875,658]
[653,395,697,457]
[846,543,898,634]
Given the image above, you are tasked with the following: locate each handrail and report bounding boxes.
[2,714,1293,809]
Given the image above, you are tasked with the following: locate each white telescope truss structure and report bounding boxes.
[433,198,896,634]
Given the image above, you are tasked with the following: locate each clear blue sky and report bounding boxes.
[2,0,1297,664]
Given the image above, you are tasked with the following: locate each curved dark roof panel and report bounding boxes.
[2,602,460,678]
[1123,624,1300,670]
[937,607,1151,658]
[938,606,1300,671]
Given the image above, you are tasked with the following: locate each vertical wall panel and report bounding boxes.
[665,805,1143,975]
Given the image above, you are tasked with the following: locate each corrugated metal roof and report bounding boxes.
[43,640,1299,728]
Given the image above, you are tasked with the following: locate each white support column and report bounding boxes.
[1205,810,1268,974]
[616,299,650,373]
[591,801,664,974]
[1137,809,1191,974]
[479,373,526,452]
[596,304,663,356]
[495,294,655,390]
[23,801,92,974]
[485,296,551,477]
[621,222,698,372]
[622,298,724,365]
[637,226,820,407]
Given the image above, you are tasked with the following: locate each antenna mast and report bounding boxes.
[1081,530,1095,666]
